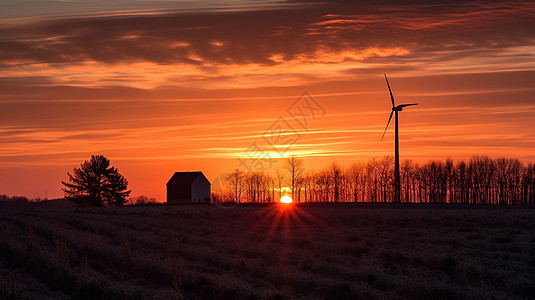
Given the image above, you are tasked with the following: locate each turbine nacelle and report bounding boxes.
[393,103,418,112]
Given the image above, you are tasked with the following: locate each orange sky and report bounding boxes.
[1,1,534,201]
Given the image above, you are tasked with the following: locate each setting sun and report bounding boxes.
[280,195,293,204]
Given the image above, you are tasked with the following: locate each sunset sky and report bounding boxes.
[1,0,534,201]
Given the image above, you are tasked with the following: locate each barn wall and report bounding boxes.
[191,177,211,203]
[167,184,191,204]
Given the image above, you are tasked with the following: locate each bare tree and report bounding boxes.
[246,172,271,203]
[455,161,469,204]
[226,169,245,203]
[315,169,329,202]
[347,162,366,203]
[275,169,285,201]
[295,177,305,202]
[378,156,394,203]
[302,171,314,202]
[366,158,380,202]
[285,155,304,202]
[328,162,343,202]
[522,163,535,205]
[401,160,414,203]
[263,173,275,203]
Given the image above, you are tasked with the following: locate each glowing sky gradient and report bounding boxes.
[1,0,534,201]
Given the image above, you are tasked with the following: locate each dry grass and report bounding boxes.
[0,204,534,299]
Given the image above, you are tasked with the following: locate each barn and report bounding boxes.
[166,171,211,204]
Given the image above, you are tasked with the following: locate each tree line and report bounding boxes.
[217,155,535,205]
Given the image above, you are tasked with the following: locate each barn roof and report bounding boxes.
[166,171,210,186]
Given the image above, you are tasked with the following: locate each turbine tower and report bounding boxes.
[381,74,418,203]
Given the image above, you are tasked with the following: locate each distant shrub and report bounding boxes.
[0,195,29,203]
[129,195,158,206]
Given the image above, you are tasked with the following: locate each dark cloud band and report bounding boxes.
[0,1,533,67]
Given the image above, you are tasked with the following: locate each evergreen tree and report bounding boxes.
[62,155,131,206]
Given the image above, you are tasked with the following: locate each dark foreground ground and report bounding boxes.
[0,203,534,299]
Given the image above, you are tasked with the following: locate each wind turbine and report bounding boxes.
[381,74,418,203]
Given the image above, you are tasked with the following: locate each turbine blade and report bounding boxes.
[381,111,394,141]
[399,103,418,107]
[384,74,395,107]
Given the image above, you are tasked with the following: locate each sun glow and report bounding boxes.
[280,195,293,204]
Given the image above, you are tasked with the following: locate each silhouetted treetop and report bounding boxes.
[62,155,131,207]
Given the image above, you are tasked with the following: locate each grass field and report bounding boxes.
[1,203,534,299]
